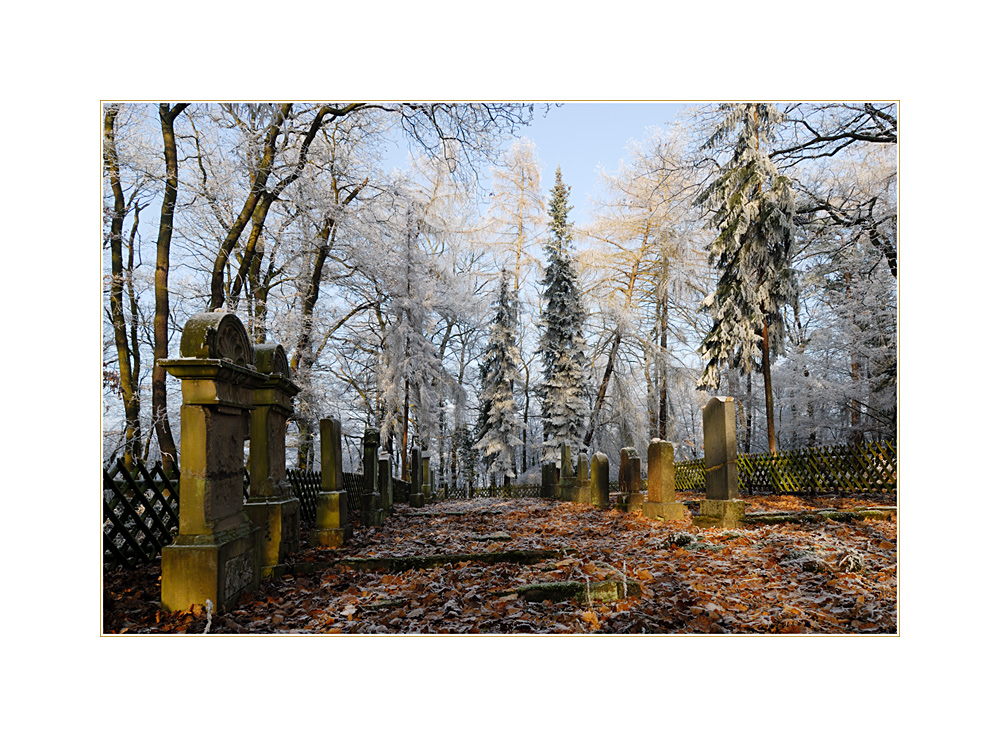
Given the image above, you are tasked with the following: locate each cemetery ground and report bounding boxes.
[103,489,896,635]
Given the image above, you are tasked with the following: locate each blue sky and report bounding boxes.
[516,102,687,222]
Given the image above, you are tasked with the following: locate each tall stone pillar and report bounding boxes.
[558,444,576,501]
[379,451,393,514]
[590,452,609,508]
[643,439,686,521]
[360,428,383,527]
[409,446,424,508]
[311,418,353,547]
[620,447,643,513]
[421,451,433,502]
[694,396,745,528]
[245,344,301,576]
[159,312,263,612]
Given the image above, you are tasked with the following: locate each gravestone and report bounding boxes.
[421,451,433,502]
[541,462,557,499]
[409,446,424,508]
[245,343,301,576]
[378,451,393,514]
[643,439,686,521]
[360,428,383,527]
[568,451,591,503]
[693,396,745,528]
[590,452,609,508]
[311,418,353,547]
[159,312,263,612]
[619,447,643,513]
[558,444,576,502]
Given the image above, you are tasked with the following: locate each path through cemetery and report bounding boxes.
[105,490,896,635]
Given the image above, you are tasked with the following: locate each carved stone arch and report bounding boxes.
[253,343,290,379]
[179,312,252,367]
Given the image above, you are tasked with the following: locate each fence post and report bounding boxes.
[245,343,301,576]
[311,418,353,547]
[158,312,263,612]
[694,396,745,528]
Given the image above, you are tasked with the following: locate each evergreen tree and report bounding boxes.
[695,103,797,454]
[539,167,589,460]
[475,271,524,483]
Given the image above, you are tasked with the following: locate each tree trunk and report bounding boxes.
[584,331,621,448]
[103,106,142,468]
[761,320,777,454]
[152,103,188,474]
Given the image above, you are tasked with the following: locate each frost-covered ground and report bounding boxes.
[104,496,896,635]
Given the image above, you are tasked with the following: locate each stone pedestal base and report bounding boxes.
[693,499,746,529]
[643,500,687,521]
[626,492,645,514]
[161,520,261,613]
[409,492,425,508]
[312,490,352,548]
[310,526,352,548]
[565,484,590,504]
[360,493,384,527]
[245,495,300,577]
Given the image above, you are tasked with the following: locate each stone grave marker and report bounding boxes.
[590,452,609,508]
[378,451,393,514]
[245,343,301,576]
[311,418,353,547]
[643,439,686,521]
[619,447,644,513]
[360,428,384,527]
[409,446,424,508]
[693,396,745,528]
[159,312,263,612]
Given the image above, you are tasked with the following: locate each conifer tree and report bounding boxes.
[695,103,797,454]
[475,271,524,483]
[539,167,589,460]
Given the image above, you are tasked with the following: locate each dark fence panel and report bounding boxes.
[103,459,180,569]
[674,440,896,495]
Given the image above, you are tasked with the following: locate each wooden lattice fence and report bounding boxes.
[103,459,180,569]
[674,440,896,495]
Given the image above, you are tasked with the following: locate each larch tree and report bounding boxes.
[695,103,797,455]
[475,271,525,484]
[539,167,589,460]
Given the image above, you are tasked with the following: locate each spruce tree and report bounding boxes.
[475,271,524,483]
[695,103,797,454]
[539,167,589,460]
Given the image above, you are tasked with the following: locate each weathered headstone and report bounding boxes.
[409,446,424,508]
[693,396,745,528]
[311,418,353,547]
[590,452,610,508]
[619,447,644,513]
[378,451,393,514]
[245,343,301,576]
[360,428,383,527]
[558,444,576,502]
[541,462,557,498]
[421,451,433,502]
[159,312,263,612]
[643,439,686,521]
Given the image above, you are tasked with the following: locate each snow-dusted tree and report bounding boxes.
[474,272,525,483]
[538,167,589,459]
[695,103,797,454]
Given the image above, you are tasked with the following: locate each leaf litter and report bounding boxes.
[104,495,896,635]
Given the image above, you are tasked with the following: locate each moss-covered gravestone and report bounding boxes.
[620,447,643,513]
[421,451,433,502]
[311,418,353,547]
[159,312,263,612]
[590,452,609,508]
[245,343,301,577]
[643,439,686,521]
[558,444,576,502]
[693,396,745,529]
